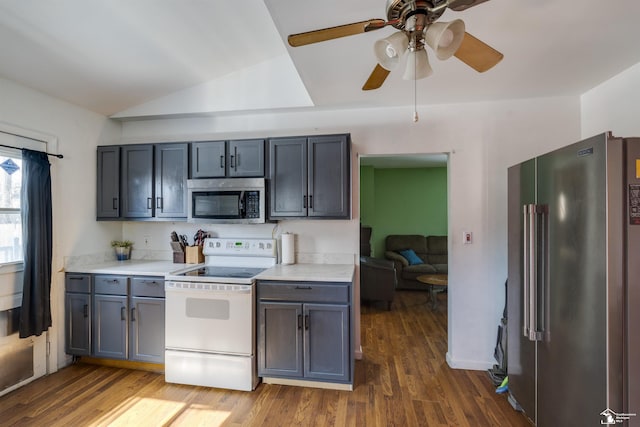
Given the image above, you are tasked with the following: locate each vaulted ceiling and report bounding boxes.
[1,0,639,119]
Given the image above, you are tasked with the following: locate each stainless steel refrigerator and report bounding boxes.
[507,132,640,426]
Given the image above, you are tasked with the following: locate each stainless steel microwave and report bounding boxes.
[187,178,266,223]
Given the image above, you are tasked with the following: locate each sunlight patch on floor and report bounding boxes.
[89,397,230,426]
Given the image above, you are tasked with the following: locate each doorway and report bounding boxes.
[358,152,450,327]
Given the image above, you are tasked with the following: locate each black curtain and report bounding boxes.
[19,149,52,338]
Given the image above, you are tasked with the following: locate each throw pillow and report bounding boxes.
[399,249,423,265]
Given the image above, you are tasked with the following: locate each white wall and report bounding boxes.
[0,77,122,378]
[582,62,640,137]
[122,96,581,369]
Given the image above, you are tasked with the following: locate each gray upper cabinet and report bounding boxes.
[191,140,226,178]
[96,146,120,218]
[191,139,265,179]
[121,144,154,218]
[154,143,189,218]
[269,134,350,219]
[98,142,188,220]
[269,137,307,217]
[228,139,265,177]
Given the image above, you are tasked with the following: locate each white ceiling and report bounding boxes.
[1,0,640,118]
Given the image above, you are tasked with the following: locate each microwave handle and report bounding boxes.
[238,191,245,214]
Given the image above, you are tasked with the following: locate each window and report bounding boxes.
[0,151,22,264]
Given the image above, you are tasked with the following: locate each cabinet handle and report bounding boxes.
[131,307,136,322]
[156,197,163,209]
[309,195,313,209]
[147,197,153,209]
[297,314,302,330]
[112,198,118,210]
[295,286,313,290]
[230,154,235,169]
[141,280,159,285]
[303,195,307,208]
[120,306,126,321]
[69,276,84,281]
[304,314,309,330]
[220,155,225,169]
[83,304,88,318]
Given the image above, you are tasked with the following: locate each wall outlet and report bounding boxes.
[143,235,151,247]
[463,231,472,244]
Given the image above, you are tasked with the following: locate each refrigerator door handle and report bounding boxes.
[528,204,540,341]
[522,205,531,338]
[535,204,549,340]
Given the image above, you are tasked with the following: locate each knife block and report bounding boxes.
[185,246,204,264]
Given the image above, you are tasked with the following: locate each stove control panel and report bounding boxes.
[203,238,276,257]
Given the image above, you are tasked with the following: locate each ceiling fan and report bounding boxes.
[287,0,503,91]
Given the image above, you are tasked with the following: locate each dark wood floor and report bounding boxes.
[0,291,530,426]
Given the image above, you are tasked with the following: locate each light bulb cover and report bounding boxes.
[424,19,466,60]
[374,32,409,70]
[402,49,433,80]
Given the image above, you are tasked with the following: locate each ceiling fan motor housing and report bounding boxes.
[386,0,448,30]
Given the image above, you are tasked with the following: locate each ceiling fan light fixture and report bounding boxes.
[374,31,409,70]
[402,48,432,80]
[424,19,465,60]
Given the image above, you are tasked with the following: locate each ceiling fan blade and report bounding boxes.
[447,0,490,11]
[454,32,503,72]
[362,64,391,91]
[288,19,386,47]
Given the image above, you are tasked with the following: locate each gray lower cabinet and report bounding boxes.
[68,274,165,363]
[191,139,265,178]
[268,134,350,219]
[65,273,92,356]
[93,275,128,359]
[129,277,165,363]
[257,280,352,385]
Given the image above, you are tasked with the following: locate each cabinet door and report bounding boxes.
[96,146,120,218]
[191,140,226,178]
[268,137,307,218]
[228,139,265,177]
[155,143,188,218]
[308,135,350,218]
[304,303,350,382]
[258,302,303,377]
[65,293,91,356]
[121,145,154,218]
[93,295,127,359]
[129,297,165,363]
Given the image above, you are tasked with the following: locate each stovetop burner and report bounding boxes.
[181,266,267,279]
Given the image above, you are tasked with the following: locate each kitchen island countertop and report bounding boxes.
[255,263,354,283]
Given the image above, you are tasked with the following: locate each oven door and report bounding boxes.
[165,281,254,355]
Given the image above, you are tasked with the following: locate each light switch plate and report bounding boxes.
[463,231,472,244]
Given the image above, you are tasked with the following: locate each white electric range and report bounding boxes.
[164,237,276,391]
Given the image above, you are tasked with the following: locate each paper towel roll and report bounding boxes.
[281,233,295,265]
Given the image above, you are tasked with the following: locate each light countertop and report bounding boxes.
[255,263,354,283]
[66,260,354,283]
[65,260,199,277]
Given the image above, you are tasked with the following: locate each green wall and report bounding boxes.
[360,166,447,258]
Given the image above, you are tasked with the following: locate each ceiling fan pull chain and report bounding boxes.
[413,56,419,123]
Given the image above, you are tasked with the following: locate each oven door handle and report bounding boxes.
[165,282,253,295]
